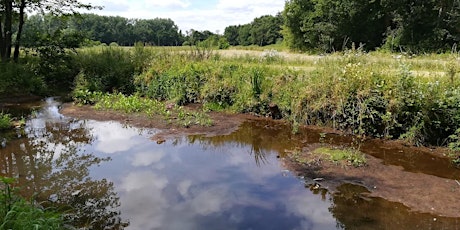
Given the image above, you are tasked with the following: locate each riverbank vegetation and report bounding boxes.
[70,46,460,150]
[313,147,367,168]
[0,177,64,229]
[73,91,213,127]
[0,113,13,130]
[1,1,459,159]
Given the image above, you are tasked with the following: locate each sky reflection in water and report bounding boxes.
[83,120,336,230]
[3,99,460,229]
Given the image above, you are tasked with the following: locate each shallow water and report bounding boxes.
[0,98,459,229]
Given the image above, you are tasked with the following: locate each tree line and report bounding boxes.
[3,0,460,64]
[283,0,460,52]
[20,13,285,48]
[21,14,185,47]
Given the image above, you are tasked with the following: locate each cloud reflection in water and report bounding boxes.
[82,119,339,230]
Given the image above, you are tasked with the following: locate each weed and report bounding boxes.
[448,128,460,166]
[70,47,460,147]
[313,147,367,167]
[0,113,12,130]
[0,177,64,229]
[91,93,213,127]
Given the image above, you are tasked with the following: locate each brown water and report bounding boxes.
[0,98,459,229]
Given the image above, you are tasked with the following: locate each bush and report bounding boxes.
[0,62,45,95]
[73,47,135,94]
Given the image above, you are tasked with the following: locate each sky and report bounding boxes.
[79,0,285,34]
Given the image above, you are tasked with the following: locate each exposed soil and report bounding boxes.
[282,144,460,218]
[60,103,253,142]
[60,103,460,218]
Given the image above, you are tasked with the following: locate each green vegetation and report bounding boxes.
[0,113,13,130]
[284,0,460,53]
[69,46,460,147]
[448,129,460,166]
[313,147,367,167]
[224,14,284,47]
[2,0,459,227]
[74,92,213,127]
[0,177,64,229]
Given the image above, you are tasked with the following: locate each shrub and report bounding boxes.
[73,47,135,94]
[0,62,45,95]
[0,113,12,130]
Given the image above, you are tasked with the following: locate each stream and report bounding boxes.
[0,98,459,229]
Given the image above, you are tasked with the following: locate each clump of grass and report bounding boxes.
[447,128,460,166]
[0,177,64,229]
[91,93,213,127]
[0,113,13,130]
[313,147,367,167]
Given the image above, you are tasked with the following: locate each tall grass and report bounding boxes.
[73,46,460,146]
[0,177,64,229]
[73,46,136,94]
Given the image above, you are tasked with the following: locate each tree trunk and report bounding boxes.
[0,20,4,60]
[1,0,13,62]
[13,0,27,62]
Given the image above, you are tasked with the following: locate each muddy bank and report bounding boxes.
[282,144,460,218]
[60,103,254,141]
[60,103,460,218]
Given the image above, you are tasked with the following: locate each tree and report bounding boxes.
[0,0,96,62]
[185,29,215,45]
[283,0,315,51]
[283,0,460,52]
[383,0,460,52]
[224,25,240,46]
[237,24,252,46]
[224,14,284,47]
[283,0,387,52]
[250,14,283,46]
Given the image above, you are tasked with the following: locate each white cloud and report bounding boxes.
[190,186,229,216]
[144,0,191,8]
[120,171,168,192]
[285,192,337,229]
[177,180,192,197]
[89,121,146,154]
[217,0,283,12]
[131,150,165,166]
[118,171,169,229]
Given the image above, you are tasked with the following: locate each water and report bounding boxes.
[0,98,459,229]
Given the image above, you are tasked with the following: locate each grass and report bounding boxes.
[72,45,460,147]
[0,177,64,230]
[75,92,213,127]
[0,113,13,130]
[313,147,367,167]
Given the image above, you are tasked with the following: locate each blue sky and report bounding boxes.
[80,0,285,34]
